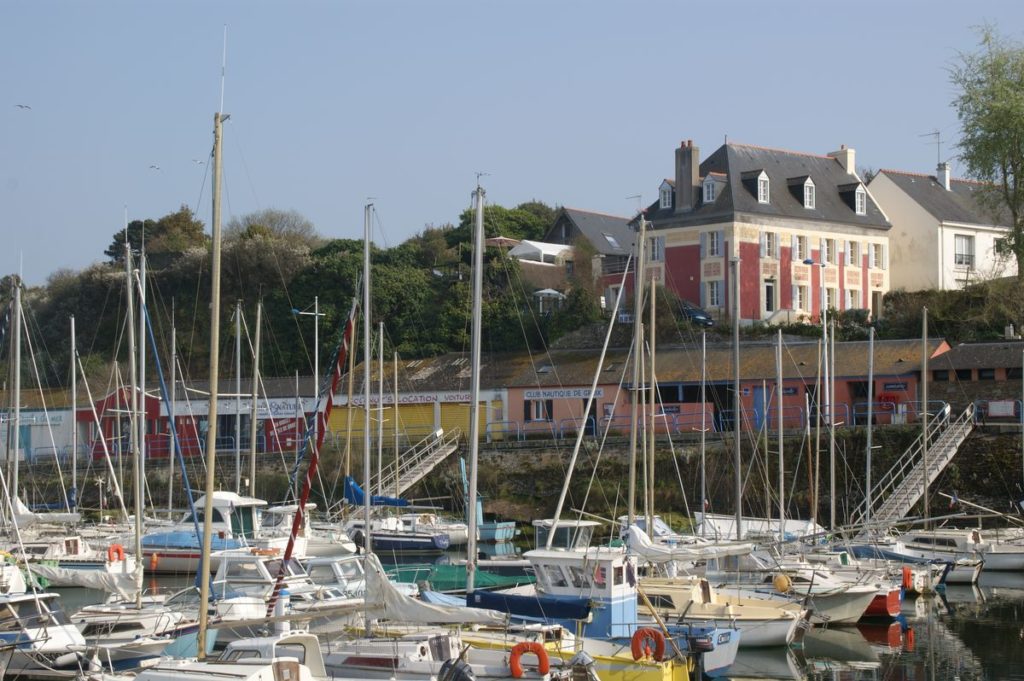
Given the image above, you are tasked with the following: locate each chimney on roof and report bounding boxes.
[675,139,700,214]
[828,145,856,175]
[937,162,951,191]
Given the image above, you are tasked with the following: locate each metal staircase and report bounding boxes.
[371,427,462,497]
[852,404,974,532]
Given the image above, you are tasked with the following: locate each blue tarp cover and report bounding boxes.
[344,476,410,507]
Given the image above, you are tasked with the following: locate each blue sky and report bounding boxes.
[3,0,1022,285]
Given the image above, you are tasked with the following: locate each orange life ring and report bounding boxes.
[631,626,666,662]
[509,641,550,678]
[107,543,125,563]
[901,565,913,591]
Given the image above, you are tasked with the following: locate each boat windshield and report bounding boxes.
[232,506,259,539]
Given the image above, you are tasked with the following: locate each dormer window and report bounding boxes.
[855,186,867,215]
[803,179,815,209]
[703,178,716,204]
[757,173,770,203]
[659,182,673,210]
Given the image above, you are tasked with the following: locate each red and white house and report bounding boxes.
[637,140,892,323]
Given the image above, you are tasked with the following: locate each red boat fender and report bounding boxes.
[509,641,549,678]
[631,627,666,662]
[901,565,913,590]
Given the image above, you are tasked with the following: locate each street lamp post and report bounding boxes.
[292,297,325,456]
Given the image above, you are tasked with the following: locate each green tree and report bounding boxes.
[952,27,1024,281]
[104,205,206,268]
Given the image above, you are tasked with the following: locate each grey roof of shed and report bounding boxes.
[344,339,946,394]
[643,143,891,230]
[932,341,1024,370]
[546,207,635,256]
[873,169,1009,227]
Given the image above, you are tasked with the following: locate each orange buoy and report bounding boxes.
[149,552,159,571]
[107,543,125,563]
[630,627,666,662]
[509,641,549,678]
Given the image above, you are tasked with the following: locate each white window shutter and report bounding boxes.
[791,285,799,309]
[868,244,875,269]
[882,244,888,270]
[700,232,707,258]
[759,232,767,258]
[819,237,826,261]
[791,233,798,255]
[699,283,707,307]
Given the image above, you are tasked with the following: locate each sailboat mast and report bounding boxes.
[393,351,399,499]
[829,318,836,529]
[776,329,784,544]
[168,315,177,516]
[248,302,262,494]
[627,215,647,529]
[125,242,143,607]
[922,307,929,528]
[235,302,242,494]
[700,330,706,538]
[138,247,147,512]
[362,202,374,564]
[197,110,227,659]
[865,327,875,526]
[11,279,21,503]
[71,316,77,504]
[731,255,742,541]
[466,182,484,594]
[377,322,384,495]
[647,280,656,535]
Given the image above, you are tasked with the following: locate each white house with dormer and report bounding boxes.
[867,164,1017,291]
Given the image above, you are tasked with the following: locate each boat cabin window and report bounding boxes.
[276,644,307,665]
[0,605,19,631]
[613,565,624,586]
[645,594,675,609]
[306,565,336,585]
[222,648,263,662]
[231,506,259,539]
[565,564,593,589]
[82,621,146,636]
[913,536,958,547]
[224,561,263,580]
[264,558,305,578]
[186,509,225,525]
[539,564,568,588]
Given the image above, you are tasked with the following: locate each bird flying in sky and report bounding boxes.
[14,104,31,110]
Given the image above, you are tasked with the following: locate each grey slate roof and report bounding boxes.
[874,170,1009,227]
[644,143,891,230]
[933,341,1024,370]
[545,207,635,256]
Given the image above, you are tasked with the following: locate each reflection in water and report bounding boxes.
[725,570,1024,680]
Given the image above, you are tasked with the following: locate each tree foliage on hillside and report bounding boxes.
[952,26,1024,281]
[104,205,207,268]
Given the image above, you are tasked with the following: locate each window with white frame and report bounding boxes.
[794,235,807,261]
[822,238,836,264]
[803,179,815,209]
[855,186,867,215]
[825,287,837,310]
[707,280,723,307]
[649,236,665,262]
[757,173,770,203]
[525,399,554,422]
[954,235,975,268]
[870,242,884,269]
[764,279,776,313]
[847,241,860,266]
[708,230,722,256]
[846,289,860,309]
[703,179,716,204]
[763,232,778,259]
[660,186,672,210]
[794,285,808,310]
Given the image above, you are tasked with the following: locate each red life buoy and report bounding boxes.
[509,641,549,678]
[631,626,666,662]
[107,543,125,563]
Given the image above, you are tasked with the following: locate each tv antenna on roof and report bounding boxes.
[919,129,942,168]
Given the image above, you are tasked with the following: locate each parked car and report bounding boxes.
[680,300,714,327]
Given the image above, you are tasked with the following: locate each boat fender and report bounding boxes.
[901,565,913,591]
[107,543,126,563]
[509,641,550,678]
[439,658,476,681]
[630,627,666,662]
[772,573,792,593]
[150,552,159,571]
